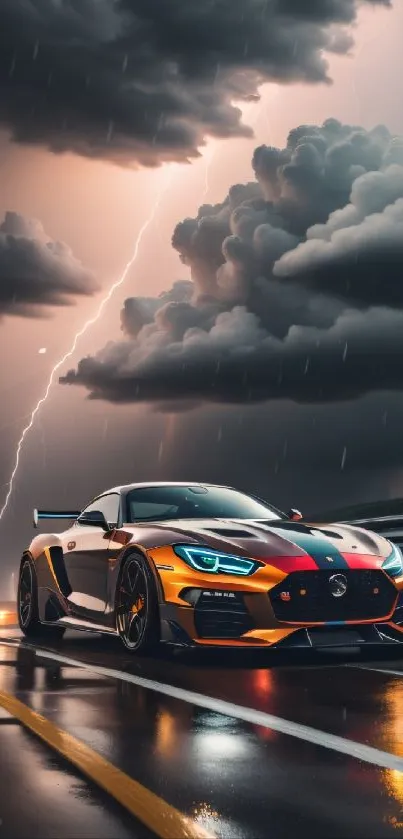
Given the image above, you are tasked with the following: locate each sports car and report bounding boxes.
[17,481,403,652]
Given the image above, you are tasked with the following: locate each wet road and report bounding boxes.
[2,629,403,837]
[0,698,151,839]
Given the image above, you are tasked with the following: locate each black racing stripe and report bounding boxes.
[257,523,350,570]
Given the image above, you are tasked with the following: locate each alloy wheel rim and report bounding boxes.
[19,562,33,627]
[117,560,148,649]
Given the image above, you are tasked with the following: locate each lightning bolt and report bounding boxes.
[0,166,175,522]
[201,145,215,203]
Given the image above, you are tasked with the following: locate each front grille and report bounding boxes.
[193,590,253,639]
[270,570,397,624]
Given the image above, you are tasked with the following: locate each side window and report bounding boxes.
[81,494,120,526]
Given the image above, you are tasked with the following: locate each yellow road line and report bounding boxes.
[0,689,214,839]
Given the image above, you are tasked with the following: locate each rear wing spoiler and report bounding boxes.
[33,509,81,528]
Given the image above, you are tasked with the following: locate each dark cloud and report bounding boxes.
[0,0,391,166]
[61,118,403,407]
[121,280,194,337]
[274,191,403,306]
[0,211,98,318]
[60,306,403,405]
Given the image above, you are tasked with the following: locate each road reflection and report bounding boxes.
[3,641,403,837]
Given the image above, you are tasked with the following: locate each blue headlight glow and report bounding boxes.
[382,543,403,578]
[173,545,261,576]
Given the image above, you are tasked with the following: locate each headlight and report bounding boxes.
[382,543,403,578]
[173,545,261,576]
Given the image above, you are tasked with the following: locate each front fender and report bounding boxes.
[105,537,165,617]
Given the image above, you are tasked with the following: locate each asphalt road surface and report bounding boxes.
[2,627,403,838]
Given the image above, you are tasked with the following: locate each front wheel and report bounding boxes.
[115,553,160,654]
[17,557,65,641]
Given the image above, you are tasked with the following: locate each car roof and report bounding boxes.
[104,481,232,495]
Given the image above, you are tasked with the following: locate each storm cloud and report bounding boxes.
[0,211,98,318]
[60,118,403,407]
[0,0,391,166]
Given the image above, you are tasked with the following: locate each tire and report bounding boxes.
[115,552,160,654]
[17,556,65,641]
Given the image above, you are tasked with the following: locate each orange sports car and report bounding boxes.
[17,482,403,652]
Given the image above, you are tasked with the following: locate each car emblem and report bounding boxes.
[326,556,334,562]
[329,573,348,598]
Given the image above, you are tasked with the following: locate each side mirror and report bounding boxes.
[77,510,109,531]
[288,508,303,522]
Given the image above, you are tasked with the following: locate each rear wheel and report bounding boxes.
[116,553,160,653]
[18,557,65,641]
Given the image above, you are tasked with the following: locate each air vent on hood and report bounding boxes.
[318,529,343,540]
[207,528,255,538]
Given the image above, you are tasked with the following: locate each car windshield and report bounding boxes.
[125,485,284,523]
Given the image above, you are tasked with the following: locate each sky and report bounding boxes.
[0,0,402,593]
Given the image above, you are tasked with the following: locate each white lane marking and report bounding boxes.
[23,646,403,772]
[346,664,403,678]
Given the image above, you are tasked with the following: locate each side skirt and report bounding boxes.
[51,616,118,635]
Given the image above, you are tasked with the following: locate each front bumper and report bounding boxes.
[159,601,403,648]
[149,546,403,649]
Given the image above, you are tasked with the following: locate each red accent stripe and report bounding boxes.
[341,553,384,570]
[263,555,318,572]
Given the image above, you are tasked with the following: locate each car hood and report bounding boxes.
[133,517,393,564]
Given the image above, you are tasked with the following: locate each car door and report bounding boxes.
[61,492,121,623]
